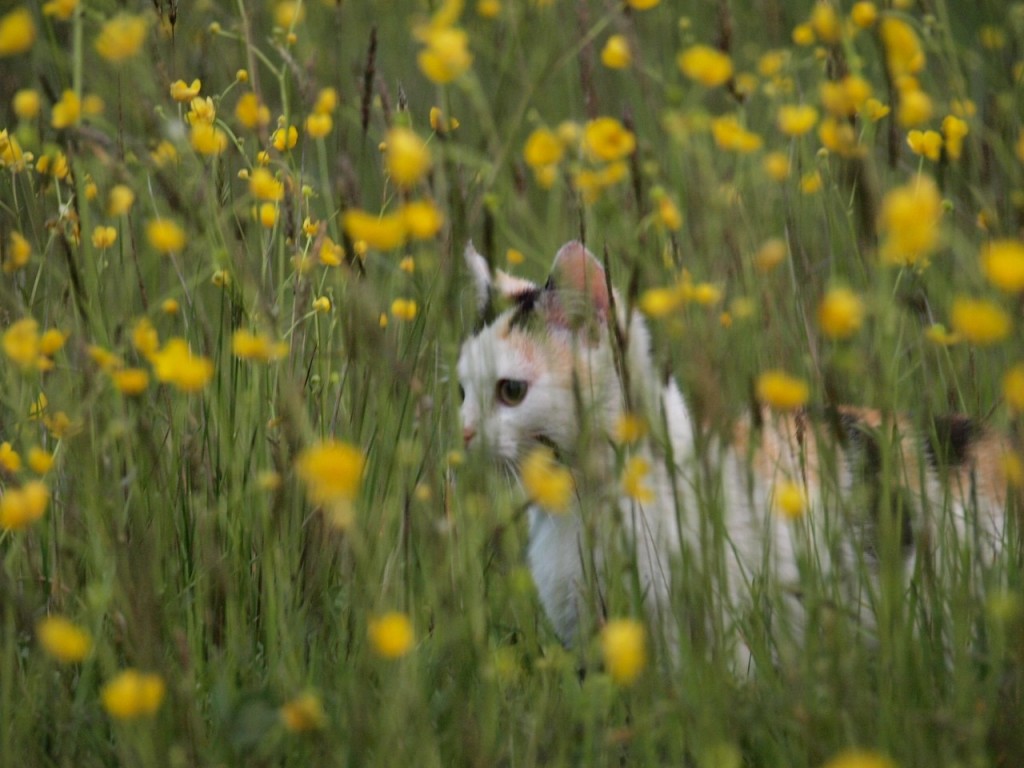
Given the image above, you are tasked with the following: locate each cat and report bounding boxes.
[457,239,1012,663]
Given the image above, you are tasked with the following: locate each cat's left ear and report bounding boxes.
[543,241,610,330]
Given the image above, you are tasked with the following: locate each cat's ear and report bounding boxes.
[465,241,497,328]
[543,241,610,331]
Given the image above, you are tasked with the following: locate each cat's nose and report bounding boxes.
[462,426,476,446]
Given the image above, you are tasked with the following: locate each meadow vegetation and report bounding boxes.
[1,0,1023,765]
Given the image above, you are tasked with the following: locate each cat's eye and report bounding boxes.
[496,378,528,407]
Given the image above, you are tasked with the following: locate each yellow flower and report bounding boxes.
[162,298,180,315]
[849,1,877,28]
[711,115,762,153]
[43,0,78,21]
[677,44,733,88]
[190,123,228,155]
[100,669,166,719]
[762,152,790,181]
[777,104,818,136]
[342,209,406,251]
[0,442,21,473]
[657,196,683,231]
[756,370,809,411]
[818,117,861,157]
[524,128,564,170]
[877,176,942,267]
[296,440,365,506]
[94,14,148,62]
[271,124,298,151]
[274,0,305,28]
[817,287,864,339]
[83,93,104,117]
[13,88,40,119]
[151,338,214,392]
[417,26,472,84]
[584,117,636,162]
[791,23,815,46]
[385,127,432,188]
[88,345,122,371]
[521,446,574,513]
[4,231,31,273]
[169,78,201,102]
[880,17,924,76]
[27,446,52,475]
[51,90,81,129]
[820,75,872,117]
[626,0,660,7]
[621,456,655,503]
[258,203,277,228]
[368,612,415,659]
[111,368,150,396]
[91,225,117,249]
[0,8,36,57]
[3,317,40,370]
[318,237,344,266]
[821,750,897,768]
[774,480,806,519]
[37,616,91,663]
[39,329,66,357]
[906,129,942,162]
[429,106,459,133]
[1003,364,1024,413]
[391,298,419,321]
[897,87,932,128]
[146,219,187,254]
[305,112,332,138]
[639,287,682,318]
[942,115,968,160]
[950,297,1011,346]
[131,317,159,359]
[232,329,289,363]
[402,199,444,240]
[613,413,647,444]
[982,240,1024,293]
[280,692,326,732]
[0,481,50,530]
[249,168,284,201]
[600,618,647,686]
[924,323,960,346]
[0,130,28,171]
[107,184,135,215]
[314,87,337,115]
[601,35,631,69]
[477,0,501,18]
[312,296,332,313]
[809,1,841,44]
[235,93,270,129]
[754,238,787,272]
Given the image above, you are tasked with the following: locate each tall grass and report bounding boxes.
[1,0,1022,765]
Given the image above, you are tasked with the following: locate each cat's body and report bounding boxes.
[458,241,1011,655]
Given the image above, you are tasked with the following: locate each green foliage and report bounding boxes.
[1,0,1023,765]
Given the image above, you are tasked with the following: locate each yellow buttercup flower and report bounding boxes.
[639,286,682,318]
[314,87,337,115]
[880,17,924,76]
[0,442,21,473]
[613,413,647,444]
[13,88,40,119]
[626,0,660,7]
[942,115,968,160]
[0,481,50,530]
[94,14,148,62]
[232,329,289,363]
[190,123,228,155]
[100,669,166,719]
[5,231,31,273]
[821,750,897,768]
[280,692,327,732]
[600,619,647,685]
[271,124,298,151]
[235,93,271,129]
[817,287,865,339]
[385,127,432,188]
[146,219,187,254]
[37,616,92,663]
[150,339,214,392]
[877,176,942,267]
[521,446,574,513]
[950,297,1011,346]
[258,203,277,228]
[27,446,53,475]
[981,240,1024,293]
[305,112,332,138]
[849,1,877,28]
[342,209,406,251]
[318,238,344,266]
[754,238,787,272]
[249,168,284,201]
[820,75,872,117]
[583,117,636,161]
[600,35,631,69]
[762,152,790,181]
[107,184,135,215]
[368,612,415,659]
[677,44,733,88]
[417,26,472,84]
[296,440,365,506]
[402,199,444,240]
[111,368,150,396]
[774,480,806,520]
[43,0,78,21]
[1002,364,1024,413]
[711,115,762,153]
[169,79,201,102]
[3,317,40,370]
[906,129,942,162]
[777,104,818,136]
[51,90,81,129]
[91,225,117,249]
[391,298,419,322]
[312,296,332,313]
[0,7,36,57]
[756,370,809,411]
[621,456,655,503]
[809,1,841,43]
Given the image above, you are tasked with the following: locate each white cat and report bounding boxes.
[457,240,1010,660]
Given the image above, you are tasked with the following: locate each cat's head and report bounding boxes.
[457,241,617,466]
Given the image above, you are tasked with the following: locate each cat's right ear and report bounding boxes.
[465,241,496,329]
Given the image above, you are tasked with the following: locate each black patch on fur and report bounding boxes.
[508,288,543,331]
[475,286,497,333]
[924,414,977,469]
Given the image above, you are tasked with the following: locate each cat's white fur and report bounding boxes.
[457,241,1009,657]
